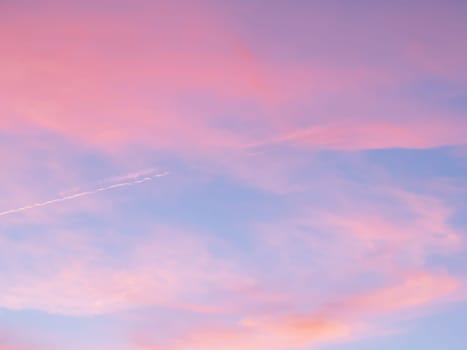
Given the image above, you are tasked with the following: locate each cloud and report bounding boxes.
[0,167,464,349]
[346,272,459,315]
[0,225,249,316]
[127,182,465,350]
[132,272,458,350]
[248,120,467,151]
[0,328,43,350]
[0,2,466,350]
[1,0,467,160]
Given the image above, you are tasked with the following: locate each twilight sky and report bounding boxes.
[1,1,467,349]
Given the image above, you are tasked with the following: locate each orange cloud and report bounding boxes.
[134,271,458,350]
[135,316,353,350]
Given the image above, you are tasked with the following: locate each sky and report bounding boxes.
[1,0,467,349]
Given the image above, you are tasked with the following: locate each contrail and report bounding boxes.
[57,167,159,196]
[0,170,169,217]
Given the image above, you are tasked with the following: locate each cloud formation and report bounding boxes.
[0,1,466,350]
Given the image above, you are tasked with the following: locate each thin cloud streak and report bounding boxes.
[0,170,169,218]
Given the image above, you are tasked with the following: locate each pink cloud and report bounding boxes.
[133,316,353,350]
[0,329,43,350]
[133,271,458,350]
[247,118,467,152]
[0,226,250,315]
[1,174,461,348]
[347,271,459,316]
[127,183,464,350]
[1,0,466,163]
[0,2,466,349]
[244,184,465,333]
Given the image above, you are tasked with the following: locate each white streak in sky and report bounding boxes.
[58,168,159,196]
[0,171,169,217]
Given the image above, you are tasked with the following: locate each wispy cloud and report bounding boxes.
[1,1,466,349]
